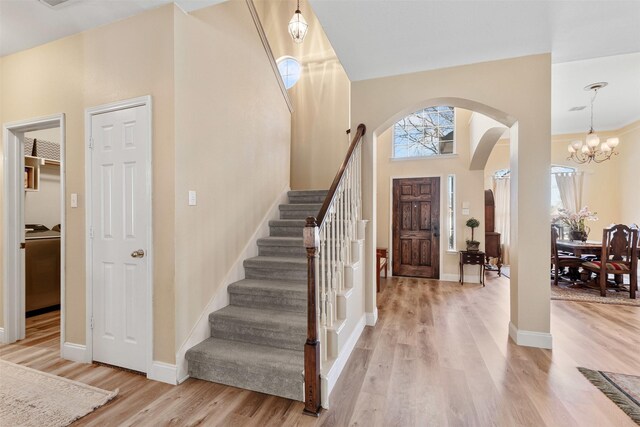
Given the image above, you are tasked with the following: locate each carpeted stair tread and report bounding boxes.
[278,202,323,219]
[228,278,306,297]
[287,190,328,204]
[209,305,306,350]
[228,279,306,312]
[244,256,307,269]
[256,236,305,255]
[185,338,303,401]
[209,304,306,329]
[257,236,304,246]
[269,219,306,227]
[279,203,322,211]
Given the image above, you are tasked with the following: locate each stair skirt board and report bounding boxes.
[185,189,328,402]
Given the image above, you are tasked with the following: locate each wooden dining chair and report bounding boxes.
[551,226,583,286]
[582,224,639,298]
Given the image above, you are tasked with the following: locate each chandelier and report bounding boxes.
[567,82,619,164]
[288,0,309,44]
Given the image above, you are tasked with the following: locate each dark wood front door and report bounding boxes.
[392,177,440,278]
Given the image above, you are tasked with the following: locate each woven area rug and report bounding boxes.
[0,359,118,426]
[551,282,639,307]
[578,367,640,424]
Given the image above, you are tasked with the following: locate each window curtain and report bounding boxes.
[492,177,510,265]
[555,172,584,214]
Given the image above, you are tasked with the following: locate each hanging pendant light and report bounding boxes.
[288,0,309,44]
[567,82,620,164]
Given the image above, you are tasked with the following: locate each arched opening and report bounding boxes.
[372,99,517,285]
[352,54,553,350]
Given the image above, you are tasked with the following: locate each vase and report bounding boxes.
[569,230,588,242]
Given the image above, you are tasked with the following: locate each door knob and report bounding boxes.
[131,249,145,258]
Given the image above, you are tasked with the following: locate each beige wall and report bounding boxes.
[255,0,350,190]
[376,109,487,279]
[173,0,291,352]
[1,5,176,362]
[353,54,552,340]
[618,121,640,226]
[485,121,639,235]
[2,1,292,367]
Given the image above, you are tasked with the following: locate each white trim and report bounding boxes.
[508,322,553,349]
[388,174,445,280]
[61,342,90,363]
[320,314,366,408]
[365,308,378,326]
[174,186,290,381]
[245,0,293,112]
[3,114,65,345]
[148,361,178,385]
[447,174,456,251]
[390,154,459,162]
[85,96,153,374]
[178,371,190,385]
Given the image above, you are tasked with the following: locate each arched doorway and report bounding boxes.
[351,54,553,349]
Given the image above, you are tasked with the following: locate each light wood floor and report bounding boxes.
[1,274,638,426]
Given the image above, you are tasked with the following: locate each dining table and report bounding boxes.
[555,239,602,257]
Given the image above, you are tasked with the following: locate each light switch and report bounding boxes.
[462,208,470,215]
[188,191,197,206]
[71,193,78,208]
[462,201,470,209]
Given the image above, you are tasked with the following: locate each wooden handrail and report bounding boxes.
[316,124,366,226]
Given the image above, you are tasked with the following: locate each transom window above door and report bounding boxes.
[393,106,455,158]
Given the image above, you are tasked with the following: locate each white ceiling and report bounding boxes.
[308,0,640,134]
[552,53,640,134]
[2,0,639,134]
[0,0,225,57]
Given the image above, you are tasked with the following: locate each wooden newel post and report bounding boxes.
[303,216,321,416]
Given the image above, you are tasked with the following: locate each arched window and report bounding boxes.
[393,106,455,158]
[276,56,301,89]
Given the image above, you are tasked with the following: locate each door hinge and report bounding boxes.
[89,137,94,150]
[90,316,94,330]
[89,227,94,239]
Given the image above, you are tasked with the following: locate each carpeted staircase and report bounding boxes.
[185,190,327,401]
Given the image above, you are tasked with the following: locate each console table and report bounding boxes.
[459,250,485,286]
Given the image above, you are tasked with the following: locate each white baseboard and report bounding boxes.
[0,327,4,343]
[508,322,553,349]
[178,372,190,385]
[61,342,89,362]
[174,186,290,381]
[148,361,178,385]
[321,314,366,409]
[441,273,481,284]
[365,308,378,326]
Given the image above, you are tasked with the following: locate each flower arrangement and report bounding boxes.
[552,206,598,232]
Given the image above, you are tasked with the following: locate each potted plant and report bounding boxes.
[465,217,480,251]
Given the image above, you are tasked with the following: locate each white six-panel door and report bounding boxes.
[90,104,150,372]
